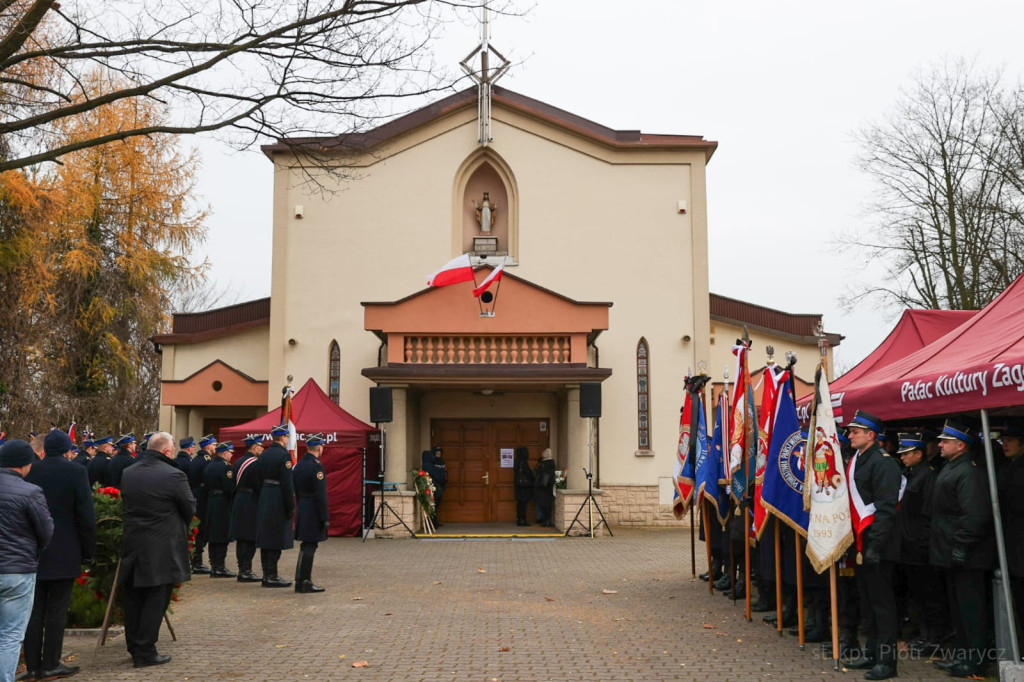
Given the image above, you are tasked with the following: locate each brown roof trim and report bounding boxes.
[362,364,612,383]
[154,298,270,346]
[161,359,264,385]
[710,293,843,347]
[261,86,717,160]
[362,268,613,310]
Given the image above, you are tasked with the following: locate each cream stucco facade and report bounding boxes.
[156,87,840,529]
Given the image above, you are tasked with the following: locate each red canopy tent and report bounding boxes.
[218,378,380,537]
[796,308,977,422]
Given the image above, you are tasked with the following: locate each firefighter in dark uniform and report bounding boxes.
[844,410,902,681]
[73,439,94,467]
[293,433,329,593]
[87,436,114,486]
[231,435,264,583]
[187,434,217,574]
[256,424,295,588]
[175,437,195,473]
[895,432,950,654]
[108,432,137,489]
[998,423,1024,643]
[931,420,995,678]
[203,441,236,578]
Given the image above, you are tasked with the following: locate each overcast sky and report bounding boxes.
[190,1,1023,373]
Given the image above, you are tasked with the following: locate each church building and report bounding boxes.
[155,73,838,531]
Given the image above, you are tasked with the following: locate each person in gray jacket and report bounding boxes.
[0,439,53,682]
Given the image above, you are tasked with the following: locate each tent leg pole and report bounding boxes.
[981,408,1020,663]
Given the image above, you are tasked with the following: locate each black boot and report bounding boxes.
[261,551,291,588]
[294,545,324,594]
[191,548,211,575]
[236,541,262,582]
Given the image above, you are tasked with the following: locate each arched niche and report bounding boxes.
[452,150,518,264]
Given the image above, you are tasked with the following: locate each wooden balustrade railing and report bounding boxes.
[403,336,572,364]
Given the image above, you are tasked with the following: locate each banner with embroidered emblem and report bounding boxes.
[752,363,785,540]
[729,343,758,505]
[698,393,729,528]
[803,364,853,573]
[672,382,696,520]
[761,371,809,536]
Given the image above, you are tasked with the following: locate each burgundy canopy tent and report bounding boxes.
[800,275,1024,661]
[218,378,380,537]
[795,308,976,422]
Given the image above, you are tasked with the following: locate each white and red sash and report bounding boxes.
[847,450,907,561]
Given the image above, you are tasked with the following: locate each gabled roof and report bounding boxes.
[154,298,270,345]
[710,293,842,346]
[261,86,718,160]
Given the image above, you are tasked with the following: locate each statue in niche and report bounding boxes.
[471,192,498,234]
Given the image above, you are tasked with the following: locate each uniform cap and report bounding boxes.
[198,434,217,447]
[215,441,234,453]
[1001,423,1024,439]
[938,419,974,444]
[179,436,195,449]
[897,432,926,454]
[847,410,884,435]
[243,435,263,447]
[94,436,113,446]
[114,432,136,447]
[83,439,95,448]
[271,424,290,437]
[305,433,325,447]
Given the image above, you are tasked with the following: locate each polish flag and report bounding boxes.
[472,264,504,298]
[427,254,474,287]
[68,421,77,443]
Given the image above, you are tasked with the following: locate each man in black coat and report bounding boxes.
[893,431,949,655]
[72,439,94,467]
[512,446,535,526]
[187,434,216,574]
[256,424,295,588]
[843,410,903,681]
[107,432,137,489]
[293,433,328,593]
[175,437,195,473]
[119,432,195,669]
[230,436,264,583]
[203,442,236,578]
[23,429,96,680]
[87,436,114,487]
[931,420,995,678]
[427,446,448,526]
[998,423,1024,644]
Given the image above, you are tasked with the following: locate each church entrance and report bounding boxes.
[431,419,549,523]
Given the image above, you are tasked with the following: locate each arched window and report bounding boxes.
[328,341,341,404]
[637,338,651,451]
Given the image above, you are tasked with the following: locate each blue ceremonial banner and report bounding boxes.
[760,377,809,536]
[698,395,729,527]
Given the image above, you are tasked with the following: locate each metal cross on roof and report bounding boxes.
[460,2,510,146]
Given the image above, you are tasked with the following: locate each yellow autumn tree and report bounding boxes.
[19,72,210,432]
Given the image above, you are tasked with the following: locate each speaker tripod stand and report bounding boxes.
[564,417,612,538]
[362,425,416,541]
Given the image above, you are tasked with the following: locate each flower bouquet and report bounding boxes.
[68,485,123,627]
[555,469,568,489]
[411,469,436,517]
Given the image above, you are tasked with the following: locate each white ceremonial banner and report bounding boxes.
[803,367,854,573]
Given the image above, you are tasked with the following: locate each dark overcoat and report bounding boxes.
[72,453,89,467]
[897,462,936,565]
[534,459,556,506]
[87,452,110,487]
[293,453,328,543]
[256,443,295,550]
[25,455,96,580]
[107,448,136,489]
[929,451,994,570]
[998,455,1024,577]
[203,457,235,544]
[230,452,261,541]
[174,451,191,474]
[118,451,195,587]
[513,449,535,502]
[850,443,903,562]
[188,452,212,540]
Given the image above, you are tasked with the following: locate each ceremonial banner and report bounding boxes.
[698,395,730,527]
[281,384,298,464]
[672,387,696,519]
[761,373,809,535]
[752,365,784,539]
[68,421,77,443]
[729,344,758,504]
[803,366,853,573]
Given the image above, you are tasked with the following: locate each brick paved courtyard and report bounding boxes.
[65,528,950,680]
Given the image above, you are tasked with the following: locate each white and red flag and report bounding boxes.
[803,365,853,573]
[752,365,785,539]
[472,264,504,298]
[68,421,77,443]
[281,385,298,465]
[427,254,474,287]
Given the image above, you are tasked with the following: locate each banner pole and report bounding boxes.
[775,519,783,636]
[703,499,714,595]
[829,563,840,670]
[690,501,697,577]
[795,534,805,650]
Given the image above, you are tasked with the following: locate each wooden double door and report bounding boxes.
[432,419,549,523]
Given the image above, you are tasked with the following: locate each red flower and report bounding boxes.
[170,593,180,602]
[418,470,426,476]
[76,576,88,586]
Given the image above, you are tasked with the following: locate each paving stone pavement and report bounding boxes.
[64,528,954,681]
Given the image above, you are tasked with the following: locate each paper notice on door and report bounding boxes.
[500,448,514,468]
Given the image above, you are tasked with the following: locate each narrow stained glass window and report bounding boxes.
[637,337,651,451]
[329,340,341,404]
